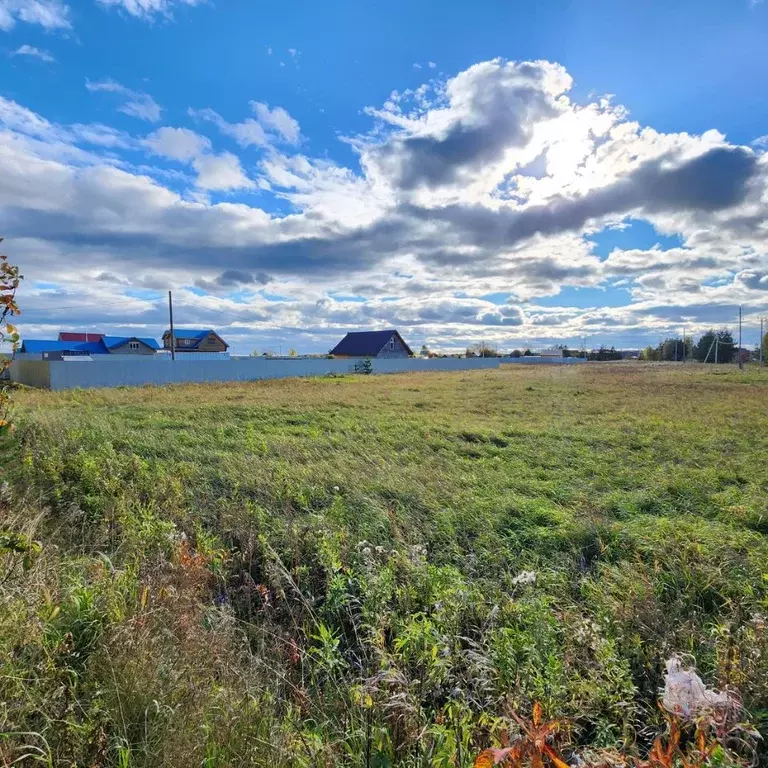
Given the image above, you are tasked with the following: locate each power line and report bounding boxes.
[21,295,166,312]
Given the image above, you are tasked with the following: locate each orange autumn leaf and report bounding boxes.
[473,748,514,768]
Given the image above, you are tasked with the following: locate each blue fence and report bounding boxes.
[11,355,503,390]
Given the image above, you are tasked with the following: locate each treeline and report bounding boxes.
[640,329,738,363]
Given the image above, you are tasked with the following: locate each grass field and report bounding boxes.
[2,364,768,766]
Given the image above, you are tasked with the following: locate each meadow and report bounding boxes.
[1,363,768,766]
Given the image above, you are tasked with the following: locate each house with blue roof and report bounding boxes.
[20,334,160,358]
[161,328,229,353]
[330,329,413,358]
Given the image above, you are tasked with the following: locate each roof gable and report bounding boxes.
[330,329,412,356]
[102,336,160,350]
[163,328,228,349]
[163,328,213,340]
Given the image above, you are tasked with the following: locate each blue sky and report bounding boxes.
[1,0,767,353]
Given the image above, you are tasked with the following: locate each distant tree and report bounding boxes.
[661,338,686,361]
[693,330,716,362]
[468,342,498,358]
[640,346,660,361]
[353,358,372,375]
[250,349,260,357]
[694,329,734,363]
[560,346,572,358]
[0,240,21,437]
[523,349,533,357]
[716,329,735,363]
[762,330,768,364]
[288,348,298,357]
[510,349,522,358]
[419,344,430,357]
[588,346,622,361]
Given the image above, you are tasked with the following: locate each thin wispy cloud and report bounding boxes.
[12,44,56,62]
[0,0,71,31]
[85,78,162,122]
[189,100,300,146]
[96,0,204,21]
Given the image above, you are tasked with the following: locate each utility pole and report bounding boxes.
[715,336,719,365]
[761,317,764,367]
[168,290,175,362]
[704,335,716,364]
[738,306,743,370]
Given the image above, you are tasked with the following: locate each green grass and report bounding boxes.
[2,364,768,766]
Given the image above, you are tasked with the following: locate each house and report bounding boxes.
[101,336,160,355]
[21,340,106,357]
[20,335,159,357]
[330,329,413,358]
[538,348,564,358]
[162,328,229,353]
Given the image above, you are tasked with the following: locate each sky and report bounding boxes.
[1,0,767,355]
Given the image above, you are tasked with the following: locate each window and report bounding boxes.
[389,337,395,351]
[129,341,140,350]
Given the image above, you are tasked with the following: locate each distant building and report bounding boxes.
[330,329,413,358]
[20,335,159,358]
[538,348,564,358]
[162,329,229,353]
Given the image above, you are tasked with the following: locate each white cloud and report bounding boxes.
[144,126,211,160]
[412,62,421,69]
[193,152,254,191]
[428,61,436,69]
[189,107,269,147]
[86,78,162,122]
[96,0,204,21]
[250,101,300,144]
[144,125,252,191]
[11,44,55,62]
[0,0,70,31]
[189,101,301,147]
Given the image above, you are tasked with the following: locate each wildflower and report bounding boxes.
[511,570,537,586]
